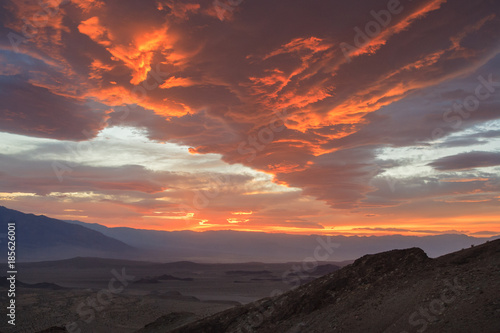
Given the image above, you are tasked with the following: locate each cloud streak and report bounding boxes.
[429,151,500,171]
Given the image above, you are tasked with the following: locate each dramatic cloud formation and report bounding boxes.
[0,0,499,235]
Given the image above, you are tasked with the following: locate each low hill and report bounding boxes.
[147,239,500,333]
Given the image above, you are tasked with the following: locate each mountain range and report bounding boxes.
[1,206,498,263]
[0,206,134,261]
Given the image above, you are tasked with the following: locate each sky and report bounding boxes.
[0,0,499,236]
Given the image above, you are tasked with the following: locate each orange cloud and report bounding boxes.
[78,16,179,86]
[160,76,196,89]
[85,85,191,117]
[349,0,447,59]
[78,16,111,46]
[264,37,332,60]
[227,218,250,224]
[89,59,114,81]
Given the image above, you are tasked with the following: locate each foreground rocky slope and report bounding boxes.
[141,239,500,333]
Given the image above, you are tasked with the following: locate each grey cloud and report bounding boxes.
[0,75,107,141]
[429,151,500,171]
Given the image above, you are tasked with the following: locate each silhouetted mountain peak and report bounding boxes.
[0,206,134,262]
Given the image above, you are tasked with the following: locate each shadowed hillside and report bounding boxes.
[0,206,135,261]
[139,239,500,333]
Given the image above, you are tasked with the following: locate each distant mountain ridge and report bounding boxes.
[0,206,135,262]
[65,217,499,263]
[0,206,499,263]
